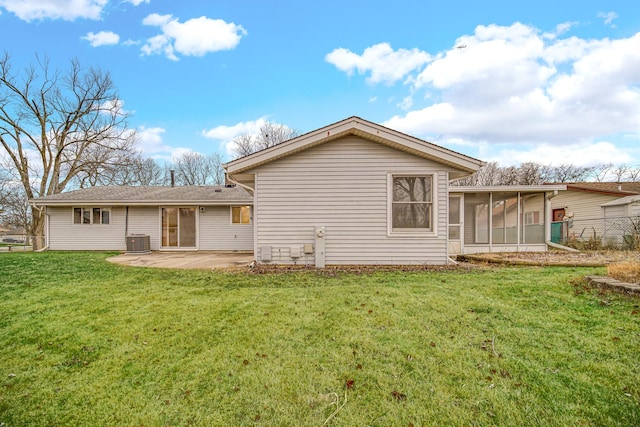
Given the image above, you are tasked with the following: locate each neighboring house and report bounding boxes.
[31,186,253,252]
[548,182,640,244]
[601,194,640,248]
[1,227,27,243]
[32,116,568,265]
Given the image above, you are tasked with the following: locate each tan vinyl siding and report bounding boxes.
[551,191,620,220]
[248,136,456,265]
[199,206,253,251]
[47,206,127,250]
[551,191,620,240]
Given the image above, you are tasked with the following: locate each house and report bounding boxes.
[32,116,567,265]
[31,185,253,252]
[447,185,565,255]
[548,182,640,244]
[601,194,640,248]
[225,117,564,265]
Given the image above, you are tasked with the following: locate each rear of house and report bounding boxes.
[33,186,253,252]
[226,116,484,266]
[448,186,564,255]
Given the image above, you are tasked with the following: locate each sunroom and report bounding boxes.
[448,185,566,255]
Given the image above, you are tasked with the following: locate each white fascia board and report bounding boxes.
[31,200,253,207]
[450,185,567,193]
[225,117,484,175]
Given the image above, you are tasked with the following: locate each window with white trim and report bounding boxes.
[73,207,110,225]
[231,206,251,225]
[391,175,433,232]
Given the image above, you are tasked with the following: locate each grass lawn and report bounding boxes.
[1,252,639,426]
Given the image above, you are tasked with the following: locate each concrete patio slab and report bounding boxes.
[106,251,254,270]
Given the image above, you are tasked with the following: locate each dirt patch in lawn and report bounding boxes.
[457,250,639,267]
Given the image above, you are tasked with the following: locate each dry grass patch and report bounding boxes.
[608,260,640,284]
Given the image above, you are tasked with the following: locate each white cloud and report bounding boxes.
[141,13,246,60]
[552,21,579,37]
[83,31,120,47]
[597,11,618,27]
[0,0,108,21]
[378,23,640,160]
[397,96,413,110]
[202,117,268,155]
[136,126,190,160]
[126,0,149,5]
[325,43,431,84]
[488,141,631,167]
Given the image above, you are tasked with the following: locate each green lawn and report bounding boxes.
[1,252,638,426]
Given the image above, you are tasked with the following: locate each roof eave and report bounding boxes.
[30,200,253,207]
[225,116,484,175]
[451,185,567,193]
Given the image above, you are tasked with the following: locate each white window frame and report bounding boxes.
[230,205,252,225]
[72,207,111,225]
[387,173,437,237]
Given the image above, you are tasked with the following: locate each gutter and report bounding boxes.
[225,174,255,195]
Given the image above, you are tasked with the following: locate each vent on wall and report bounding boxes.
[260,246,272,262]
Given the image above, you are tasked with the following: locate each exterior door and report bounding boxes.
[551,208,565,243]
[448,195,463,255]
[162,207,196,248]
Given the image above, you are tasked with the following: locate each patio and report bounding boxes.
[106,251,254,270]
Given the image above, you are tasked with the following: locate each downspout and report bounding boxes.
[226,174,255,196]
[445,172,456,265]
[545,190,579,252]
[29,203,50,252]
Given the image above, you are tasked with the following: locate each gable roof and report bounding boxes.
[559,182,640,196]
[601,194,640,207]
[225,116,484,179]
[30,185,253,207]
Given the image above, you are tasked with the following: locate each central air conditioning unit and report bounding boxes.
[126,234,151,253]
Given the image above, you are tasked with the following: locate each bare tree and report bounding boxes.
[232,133,256,158]
[517,162,545,185]
[0,186,29,231]
[231,122,298,158]
[74,153,167,187]
[172,152,225,185]
[544,164,594,183]
[0,53,136,246]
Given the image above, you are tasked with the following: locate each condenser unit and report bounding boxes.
[126,234,150,253]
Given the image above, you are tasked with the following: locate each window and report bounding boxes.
[231,206,251,225]
[391,176,432,232]
[524,211,540,225]
[73,207,110,225]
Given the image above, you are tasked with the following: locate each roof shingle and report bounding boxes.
[31,185,252,205]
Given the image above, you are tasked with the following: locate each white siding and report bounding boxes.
[47,205,253,251]
[199,206,253,251]
[127,206,161,250]
[47,206,127,250]
[247,136,458,265]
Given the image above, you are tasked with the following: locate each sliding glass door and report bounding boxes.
[162,207,196,248]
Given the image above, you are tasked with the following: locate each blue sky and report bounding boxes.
[1,0,639,169]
